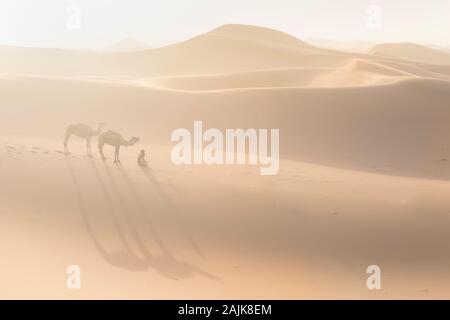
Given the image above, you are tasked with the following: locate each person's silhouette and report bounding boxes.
[138,149,148,167]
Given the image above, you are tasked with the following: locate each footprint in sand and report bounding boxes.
[329,210,340,216]
[16,146,26,154]
[31,146,51,155]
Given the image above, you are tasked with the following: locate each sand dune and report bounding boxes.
[1,24,446,78]
[308,59,414,87]
[1,72,450,181]
[142,67,332,90]
[144,58,450,91]
[208,24,315,50]
[103,38,151,53]
[1,142,450,299]
[142,60,418,90]
[0,24,363,77]
[308,38,374,53]
[370,43,450,65]
[1,24,450,299]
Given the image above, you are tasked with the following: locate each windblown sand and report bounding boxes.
[1,24,450,299]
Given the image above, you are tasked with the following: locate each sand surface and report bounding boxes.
[1,24,450,299]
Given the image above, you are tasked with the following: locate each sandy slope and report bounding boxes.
[1,73,449,180]
[1,24,450,299]
[0,25,376,77]
[1,141,450,299]
[371,43,450,65]
[103,38,151,53]
[142,67,332,90]
[308,39,374,53]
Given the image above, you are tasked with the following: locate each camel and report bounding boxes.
[64,122,106,155]
[98,130,140,163]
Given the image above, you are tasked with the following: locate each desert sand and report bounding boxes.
[370,42,450,65]
[1,24,450,299]
[307,38,375,53]
[103,38,151,53]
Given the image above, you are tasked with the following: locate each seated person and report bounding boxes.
[137,149,148,167]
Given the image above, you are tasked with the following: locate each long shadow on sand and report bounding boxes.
[66,157,148,271]
[100,161,171,256]
[65,156,217,280]
[120,165,204,258]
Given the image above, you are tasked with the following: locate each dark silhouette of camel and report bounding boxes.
[98,131,139,163]
[64,122,106,156]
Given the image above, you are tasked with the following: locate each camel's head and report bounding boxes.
[128,137,140,146]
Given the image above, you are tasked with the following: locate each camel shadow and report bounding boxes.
[100,161,171,256]
[65,156,217,280]
[66,157,148,271]
[137,166,205,257]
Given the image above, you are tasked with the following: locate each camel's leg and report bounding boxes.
[98,140,106,159]
[86,137,92,156]
[114,146,120,163]
[64,132,71,154]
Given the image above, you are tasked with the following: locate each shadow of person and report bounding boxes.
[100,161,172,257]
[66,157,218,280]
[101,161,217,280]
[137,166,205,258]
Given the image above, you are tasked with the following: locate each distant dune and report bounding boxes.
[1,24,450,179]
[103,38,151,52]
[1,24,450,299]
[144,57,450,90]
[142,67,331,90]
[209,24,314,50]
[0,25,356,77]
[370,43,450,65]
[307,38,374,53]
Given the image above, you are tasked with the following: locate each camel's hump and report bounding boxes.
[102,130,123,139]
[104,130,119,135]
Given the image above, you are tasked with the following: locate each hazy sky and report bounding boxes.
[0,0,449,49]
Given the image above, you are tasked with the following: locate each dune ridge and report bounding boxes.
[370,42,450,65]
[2,24,450,299]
